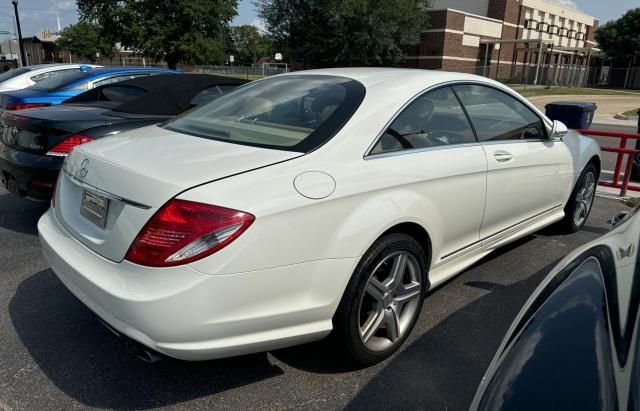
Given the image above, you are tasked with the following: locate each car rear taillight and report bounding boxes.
[125,199,255,267]
[5,103,51,110]
[46,134,94,157]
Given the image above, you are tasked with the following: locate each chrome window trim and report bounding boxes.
[365,142,481,160]
[363,80,552,159]
[480,138,550,146]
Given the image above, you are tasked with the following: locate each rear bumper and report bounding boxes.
[0,143,62,201]
[38,208,356,361]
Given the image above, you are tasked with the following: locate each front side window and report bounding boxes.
[453,85,546,142]
[165,75,365,152]
[92,74,148,88]
[370,86,476,155]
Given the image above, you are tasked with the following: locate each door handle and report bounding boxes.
[494,151,513,162]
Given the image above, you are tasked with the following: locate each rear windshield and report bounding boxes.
[28,70,92,91]
[164,75,365,152]
[100,85,147,103]
[0,67,31,83]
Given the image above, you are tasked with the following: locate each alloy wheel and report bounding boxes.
[573,171,596,227]
[357,251,422,352]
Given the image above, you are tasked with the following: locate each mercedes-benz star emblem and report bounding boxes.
[79,159,89,178]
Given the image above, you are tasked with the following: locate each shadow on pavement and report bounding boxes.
[0,193,48,235]
[344,261,557,411]
[9,269,284,410]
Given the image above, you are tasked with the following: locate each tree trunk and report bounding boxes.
[166,53,178,70]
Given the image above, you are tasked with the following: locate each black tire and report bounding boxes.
[558,163,598,233]
[333,233,428,366]
[631,152,640,182]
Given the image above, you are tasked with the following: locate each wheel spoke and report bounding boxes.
[584,182,595,198]
[361,308,384,343]
[574,202,586,224]
[366,277,388,302]
[385,253,408,291]
[394,281,421,307]
[384,306,401,342]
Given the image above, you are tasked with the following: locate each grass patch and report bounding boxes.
[513,87,640,98]
[623,197,640,208]
[622,107,640,117]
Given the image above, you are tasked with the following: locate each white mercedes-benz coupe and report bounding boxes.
[38,68,601,365]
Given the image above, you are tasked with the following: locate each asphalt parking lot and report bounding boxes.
[0,186,628,411]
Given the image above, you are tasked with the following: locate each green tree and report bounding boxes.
[255,0,431,67]
[77,0,238,69]
[595,8,640,61]
[56,21,114,61]
[230,25,274,65]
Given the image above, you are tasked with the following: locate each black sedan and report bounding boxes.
[0,74,248,201]
[470,206,640,411]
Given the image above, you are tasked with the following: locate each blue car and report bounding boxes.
[0,66,179,110]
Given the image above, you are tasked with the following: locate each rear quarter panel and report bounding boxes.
[178,147,483,277]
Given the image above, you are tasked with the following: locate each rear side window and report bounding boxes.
[28,70,93,91]
[0,67,30,82]
[370,87,476,155]
[165,75,365,153]
[100,86,147,103]
[30,68,79,83]
[453,85,546,141]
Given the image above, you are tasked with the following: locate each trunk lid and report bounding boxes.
[55,125,301,261]
[1,106,113,154]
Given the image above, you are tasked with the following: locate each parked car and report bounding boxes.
[0,74,248,201]
[470,206,640,411]
[38,68,601,365]
[0,64,102,93]
[0,66,178,111]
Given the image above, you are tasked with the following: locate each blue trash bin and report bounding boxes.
[545,101,597,129]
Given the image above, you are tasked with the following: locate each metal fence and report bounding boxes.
[68,57,288,80]
[183,65,288,80]
[436,62,640,89]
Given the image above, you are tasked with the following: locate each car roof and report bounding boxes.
[83,66,175,75]
[280,67,497,90]
[62,67,178,88]
[26,63,99,71]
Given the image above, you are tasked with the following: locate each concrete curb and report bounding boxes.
[614,112,639,121]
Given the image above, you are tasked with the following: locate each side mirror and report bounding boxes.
[550,120,568,141]
[610,212,628,227]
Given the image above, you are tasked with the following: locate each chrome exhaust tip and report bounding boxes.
[125,339,164,363]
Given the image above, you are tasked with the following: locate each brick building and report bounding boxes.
[403,0,599,84]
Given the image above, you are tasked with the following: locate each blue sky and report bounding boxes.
[0,0,636,37]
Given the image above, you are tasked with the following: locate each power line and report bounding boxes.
[0,7,77,13]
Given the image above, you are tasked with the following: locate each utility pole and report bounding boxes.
[11,1,26,67]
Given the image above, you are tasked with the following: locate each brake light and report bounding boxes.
[5,103,51,110]
[46,134,94,157]
[125,199,255,267]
